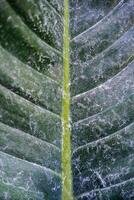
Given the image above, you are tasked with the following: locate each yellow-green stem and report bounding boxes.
[62,0,73,199]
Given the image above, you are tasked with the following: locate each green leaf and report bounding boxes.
[71,0,134,199]
[0,0,134,199]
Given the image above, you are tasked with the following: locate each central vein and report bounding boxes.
[62,0,73,199]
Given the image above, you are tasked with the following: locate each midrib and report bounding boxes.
[62,0,73,199]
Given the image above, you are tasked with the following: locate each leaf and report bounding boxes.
[71,0,134,199]
[0,0,134,199]
[0,0,62,199]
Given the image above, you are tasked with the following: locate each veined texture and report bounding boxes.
[0,0,134,199]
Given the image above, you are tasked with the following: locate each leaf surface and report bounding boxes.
[71,0,134,199]
[0,0,134,199]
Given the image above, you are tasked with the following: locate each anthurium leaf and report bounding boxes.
[0,0,134,199]
[0,0,62,199]
[71,0,134,199]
